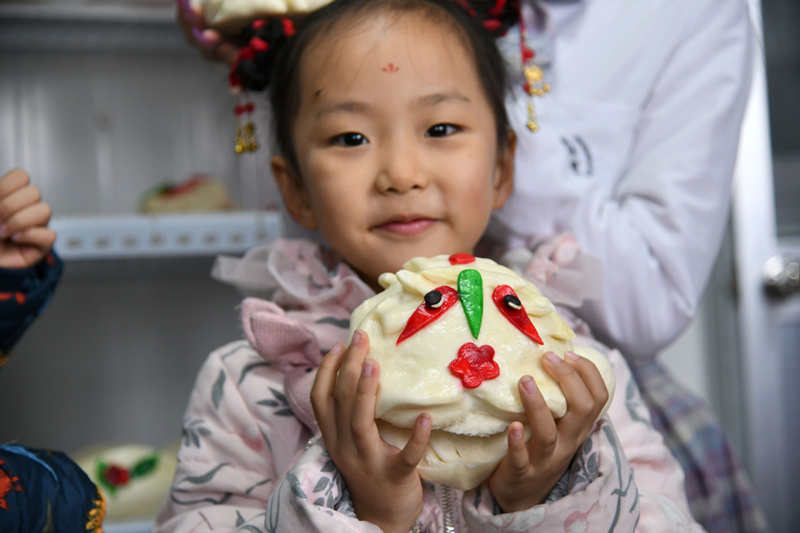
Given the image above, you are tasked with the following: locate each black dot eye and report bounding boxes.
[503,294,522,310]
[424,289,443,308]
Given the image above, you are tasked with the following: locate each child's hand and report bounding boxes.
[0,169,55,269]
[488,351,609,513]
[311,330,432,533]
[176,0,240,65]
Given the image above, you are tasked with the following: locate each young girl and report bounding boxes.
[156,1,702,531]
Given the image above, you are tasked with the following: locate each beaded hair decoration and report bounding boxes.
[455,0,549,131]
[226,0,547,154]
[228,17,296,154]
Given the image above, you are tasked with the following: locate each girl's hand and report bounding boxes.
[176,0,240,65]
[0,169,55,269]
[311,330,432,533]
[488,351,609,513]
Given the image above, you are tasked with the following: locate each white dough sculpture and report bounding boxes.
[349,253,616,490]
[195,0,333,30]
[74,443,178,521]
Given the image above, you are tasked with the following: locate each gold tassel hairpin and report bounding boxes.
[518,7,549,132]
[234,96,258,154]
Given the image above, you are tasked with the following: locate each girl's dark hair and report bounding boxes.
[266,0,513,178]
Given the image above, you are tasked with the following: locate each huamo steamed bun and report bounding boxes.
[195,0,332,30]
[349,253,616,490]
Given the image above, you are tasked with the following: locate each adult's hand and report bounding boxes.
[176,0,240,66]
[0,169,56,269]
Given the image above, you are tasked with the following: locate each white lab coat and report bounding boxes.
[492,0,754,363]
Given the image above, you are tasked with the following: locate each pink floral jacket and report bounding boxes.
[155,239,704,532]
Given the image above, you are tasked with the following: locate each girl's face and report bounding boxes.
[272,10,514,288]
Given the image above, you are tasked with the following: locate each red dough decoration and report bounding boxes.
[449,342,500,389]
[396,286,459,344]
[104,465,130,487]
[492,285,544,345]
[449,253,476,265]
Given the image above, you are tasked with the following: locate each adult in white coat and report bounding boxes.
[488,1,767,532]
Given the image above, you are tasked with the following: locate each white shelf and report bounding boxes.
[52,211,282,260]
[0,1,189,52]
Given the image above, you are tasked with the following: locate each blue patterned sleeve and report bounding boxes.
[0,445,105,532]
[0,252,63,361]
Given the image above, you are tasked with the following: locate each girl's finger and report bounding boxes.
[518,375,558,464]
[505,421,530,476]
[395,413,431,473]
[1,202,51,238]
[350,358,381,457]
[9,227,56,251]
[542,352,596,438]
[311,343,346,444]
[0,169,29,199]
[564,352,609,415]
[334,331,369,440]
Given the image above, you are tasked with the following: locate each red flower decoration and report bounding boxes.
[103,465,130,487]
[449,342,499,389]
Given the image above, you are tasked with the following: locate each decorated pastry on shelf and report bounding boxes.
[73,442,178,522]
[349,253,616,490]
[195,0,333,31]
[138,174,234,214]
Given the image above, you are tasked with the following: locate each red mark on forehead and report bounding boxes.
[449,253,475,265]
[382,63,399,73]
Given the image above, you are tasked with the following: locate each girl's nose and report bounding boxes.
[374,139,429,194]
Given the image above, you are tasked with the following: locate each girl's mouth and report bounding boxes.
[375,218,436,236]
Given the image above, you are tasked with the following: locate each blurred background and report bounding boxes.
[0,0,797,531]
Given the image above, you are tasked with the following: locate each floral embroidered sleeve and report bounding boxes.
[155,341,301,532]
[155,336,383,532]
[602,345,706,532]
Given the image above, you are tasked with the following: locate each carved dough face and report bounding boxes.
[349,254,615,489]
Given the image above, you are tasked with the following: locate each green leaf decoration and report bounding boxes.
[457,269,483,339]
[132,454,159,478]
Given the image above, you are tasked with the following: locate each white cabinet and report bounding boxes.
[0,5,281,529]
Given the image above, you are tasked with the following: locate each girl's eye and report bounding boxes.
[426,124,459,138]
[331,132,368,146]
